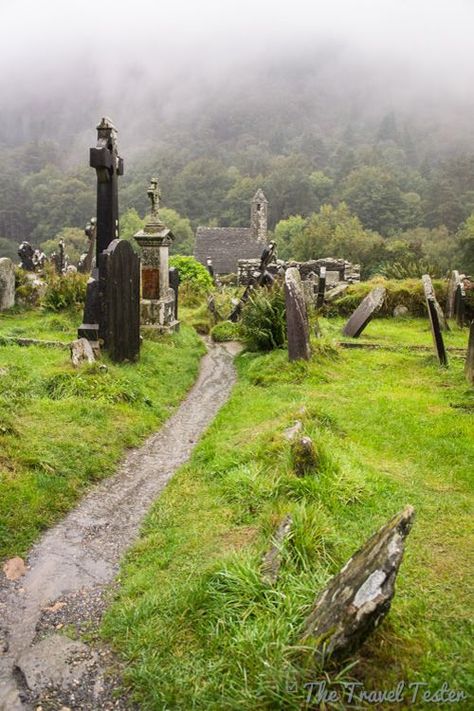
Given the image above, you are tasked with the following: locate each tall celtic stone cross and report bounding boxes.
[89,117,124,264]
[147,177,161,219]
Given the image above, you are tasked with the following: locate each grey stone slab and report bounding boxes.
[422,275,448,366]
[0,258,15,311]
[285,267,311,361]
[342,286,386,338]
[465,321,474,385]
[301,505,415,662]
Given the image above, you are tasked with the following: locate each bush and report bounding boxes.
[210,321,241,342]
[169,255,213,292]
[240,284,286,351]
[42,271,88,311]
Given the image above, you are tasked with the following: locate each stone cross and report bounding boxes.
[147,177,161,218]
[89,117,124,263]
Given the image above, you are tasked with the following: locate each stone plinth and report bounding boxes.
[134,178,179,334]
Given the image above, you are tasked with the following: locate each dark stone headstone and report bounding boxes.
[99,239,140,362]
[455,283,466,328]
[18,241,35,271]
[301,505,415,662]
[465,321,474,385]
[169,267,180,321]
[342,286,386,338]
[316,266,326,308]
[285,267,311,361]
[422,275,448,366]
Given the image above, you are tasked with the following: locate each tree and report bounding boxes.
[291,203,385,277]
[456,214,474,273]
[340,166,406,235]
[160,208,194,255]
[274,215,306,260]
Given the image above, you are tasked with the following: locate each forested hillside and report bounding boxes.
[1,54,474,275]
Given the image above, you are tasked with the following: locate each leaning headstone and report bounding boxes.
[465,321,474,385]
[99,239,140,362]
[422,275,448,366]
[301,505,415,662]
[0,258,15,311]
[261,515,293,585]
[285,267,311,361]
[447,270,461,319]
[342,286,386,338]
[70,338,96,368]
[325,282,349,302]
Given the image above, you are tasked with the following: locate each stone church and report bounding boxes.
[194,189,268,275]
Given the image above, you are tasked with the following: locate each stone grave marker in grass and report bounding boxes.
[301,505,415,663]
[422,274,448,366]
[285,267,311,361]
[465,321,474,385]
[455,282,466,328]
[447,270,461,319]
[342,285,386,338]
[0,258,15,311]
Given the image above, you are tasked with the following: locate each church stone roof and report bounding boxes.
[195,227,263,275]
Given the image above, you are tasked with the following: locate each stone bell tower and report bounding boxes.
[250,188,268,243]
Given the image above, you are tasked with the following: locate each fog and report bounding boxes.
[1,0,473,151]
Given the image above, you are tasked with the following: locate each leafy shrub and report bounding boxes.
[42,271,88,311]
[376,259,446,279]
[169,255,213,292]
[240,284,286,351]
[210,320,241,342]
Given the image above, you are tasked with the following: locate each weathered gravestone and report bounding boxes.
[342,286,386,338]
[285,267,311,361]
[301,505,415,662]
[316,266,326,308]
[169,267,180,321]
[455,282,466,328]
[79,118,124,344]
[99,239,140,362]
[422,275,448,366]
[261,515,293,585]
[446,270,461,319]
[0,257,15,311]
[465,321,474,385]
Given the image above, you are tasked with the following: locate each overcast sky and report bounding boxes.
[1,0,473,91]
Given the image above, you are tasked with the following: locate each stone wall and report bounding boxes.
[237,257,360,287]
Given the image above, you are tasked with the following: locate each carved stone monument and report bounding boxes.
[342,286,386,338]
[285,267,311,361]
[134,178,179,333]
[422,274,448,366]
[0,257,15,311]
[301,505,415,662]
[79,118,124,344]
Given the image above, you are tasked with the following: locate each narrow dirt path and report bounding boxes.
[0,340,238,710]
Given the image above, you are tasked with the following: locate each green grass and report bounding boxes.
[0,310,205,558]
[0,307,81,343]
[102,318,473,710]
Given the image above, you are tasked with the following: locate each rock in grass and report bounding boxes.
[301,505,415,662]
[283,420,303,441]
[393,305,409,318]
[70,338,95,368]
[261,515,293,584]
[291,436,319,477]
[3,557,27,581]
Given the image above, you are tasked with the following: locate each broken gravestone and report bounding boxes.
[291,436,319,477]
[70,338,96,368]
[285,267,311,361]
[465,321,474,385]
[0,257,15,311]
[342,286,386,338]
[446,270,461,319]
[301,505,415,662]
[422,275,448,366]
[261,515,293,585]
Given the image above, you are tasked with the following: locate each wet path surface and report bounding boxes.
[0,340,238,710]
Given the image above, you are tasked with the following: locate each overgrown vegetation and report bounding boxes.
[102,317,473,709]
[240,284,286,351]
[0,311,204,558]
